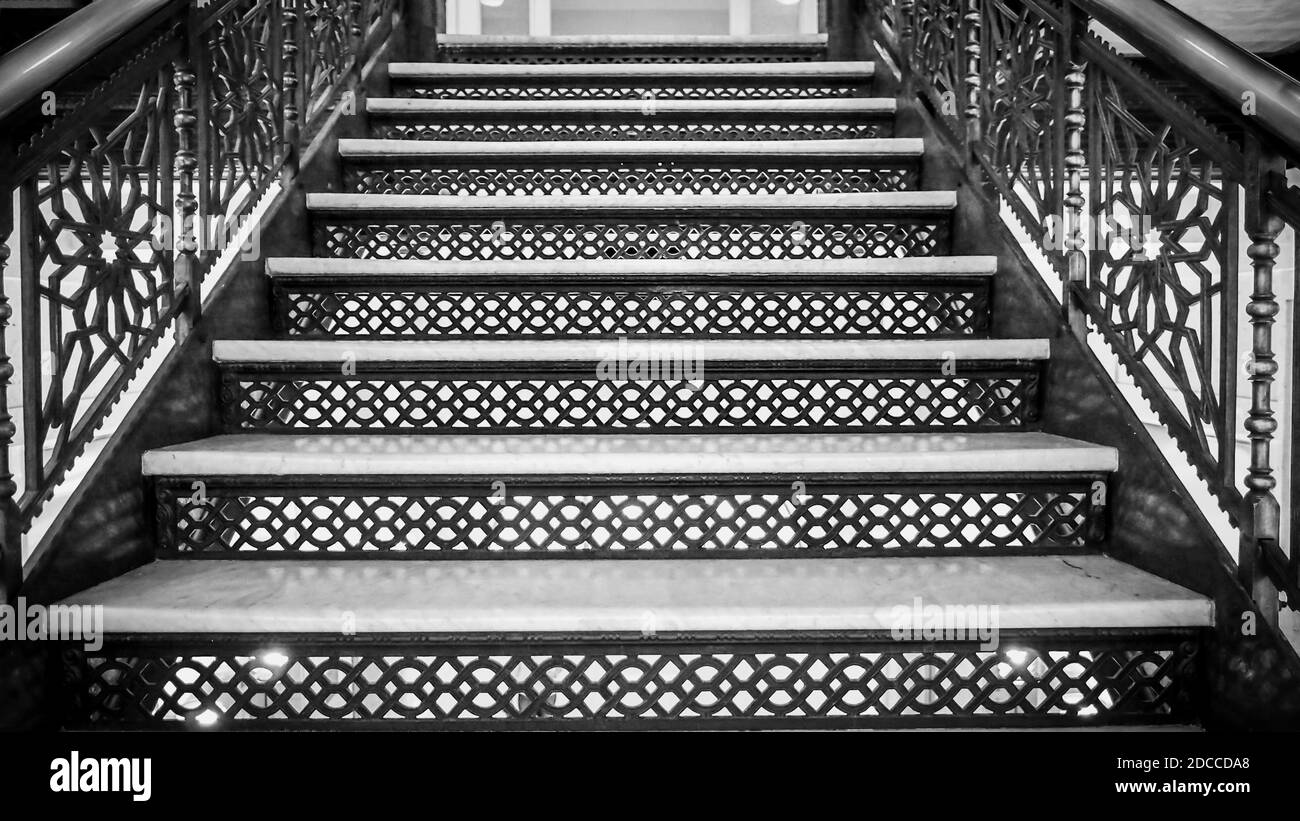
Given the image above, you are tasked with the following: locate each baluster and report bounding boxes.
[0,196,18,607]
[350,0,365,73]
[283,0,301,177]
[899,0,916,98]
[1060,3,1088,340]
[1061,61,1087,340]
[1241,138,1285,623]
[405,0,438,61]
[173,58,201,343]
[962,0,980,171]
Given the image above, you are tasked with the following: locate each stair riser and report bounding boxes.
[310,216,953,261]
[63,630,1198,729]
[341,159,921,196]
[368,117,895,142]
[152,475,1106,558]
[434,46,828,65]
[217,363,1044,434]
[270,278,990,338]
[389,78,874,101]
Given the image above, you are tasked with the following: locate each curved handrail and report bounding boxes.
[1077,0,1300,157]
[0,0,172,123]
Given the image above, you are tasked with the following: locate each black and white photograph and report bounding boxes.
[0,0,1295,802]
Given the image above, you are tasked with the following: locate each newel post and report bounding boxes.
[1240,136,1285,622]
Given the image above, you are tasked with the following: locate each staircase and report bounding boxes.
[59,37,1213,729]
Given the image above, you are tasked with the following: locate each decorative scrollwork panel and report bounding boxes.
[22,74,177,516]
[205,0,286,220]
[1086,66,1239,492]
[978,0,1061,232]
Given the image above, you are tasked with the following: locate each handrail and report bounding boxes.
[1076,0,1300,158]
[0,0,171,122]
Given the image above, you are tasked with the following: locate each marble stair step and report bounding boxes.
[263,256,997,280]
[60,555,1213,634]
[387,60,875,80]
[364,97,897,115]
[337,137,924,160]
[141,432,1117,477]
[305,191,958,215]
[212,337,1050,365]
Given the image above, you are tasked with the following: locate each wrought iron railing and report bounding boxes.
[857,0,1300,613]
[0,0,405,604]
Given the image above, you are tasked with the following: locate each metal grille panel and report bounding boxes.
[154,479,1099,556]
[368,122,892,141]
[274,284,989,338]
[312,220,950,260]
[343,164,919,195]
[66,633,1197,728]
[395,84,869,100]
[221,371,1041,432]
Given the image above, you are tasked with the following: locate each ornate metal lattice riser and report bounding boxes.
[153,475,1105,557]
[367,120,895,142]
[63,631,1198,728]
[218,365,1042,433]
[271,280,990,338]
[390,81,873,101]
[433,47,828,65]
[310,218,952,260]
[341,163,921,196]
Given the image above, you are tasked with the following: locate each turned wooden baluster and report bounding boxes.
[962,0,980,168]
[899,0,916,98]
[1241,140,1286,622]
[173,57,201,344]
[283,0,301,178]
[0,197,18,607]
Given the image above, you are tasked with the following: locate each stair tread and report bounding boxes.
[142,432,1117,476]
[365,97,897,114]
[263,256,997,277]
[212,338,1050,364]
[305,191,958,212]
[338,137,924,158]
[387,60,874,78]
[63,556,1213,634]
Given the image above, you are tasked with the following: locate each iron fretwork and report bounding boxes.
[218,362,1042,433]
[153,474,1103,557]
[368,120,893,142]
[311,217,951,260]
[392,80,872,102]
[343,162,920,196]
[271,277,990,338]
[63,630,1198,728]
